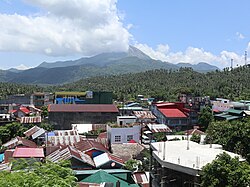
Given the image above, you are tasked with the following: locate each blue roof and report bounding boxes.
[0,153,4,163]
[48,132,55,136]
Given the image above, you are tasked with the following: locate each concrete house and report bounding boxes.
[48,104,119,129]
[107,125,141,144]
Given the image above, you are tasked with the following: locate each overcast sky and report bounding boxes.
[0,0,250,70]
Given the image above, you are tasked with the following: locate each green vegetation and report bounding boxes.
[0,160,77,187]
[201,152,250,187]
[1,66,250,102]
[0,122,53,147]
[57,66,250,101]
[0,82,43,99]
[190,134,201,143]
[206,118,250,162]
[198,105,213,129]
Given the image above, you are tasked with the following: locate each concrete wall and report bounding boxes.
[107,125,141,144]
[49,112,118,130]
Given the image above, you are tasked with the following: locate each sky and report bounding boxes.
[0,0,250,70]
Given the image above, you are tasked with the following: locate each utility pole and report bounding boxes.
[245,51,248,66]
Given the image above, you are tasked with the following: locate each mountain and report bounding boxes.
[0,46,219,84]
[38,45,151,69]
[176,62,219,72]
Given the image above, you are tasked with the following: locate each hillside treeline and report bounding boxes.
[1,65,250,102]
[58,65,250,101]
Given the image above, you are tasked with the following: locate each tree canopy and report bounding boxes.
[206,118,250,162]
[0,160,77,187]
[201,152,250,187]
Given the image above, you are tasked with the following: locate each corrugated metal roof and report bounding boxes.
[24,126,41,137]
[46,146,95,167]
[133,111,156,119]
[20,116,42,124]
[147,124,172,133]
[2,136,37,149]
[81,170,137,187]
[74,140,108,153]
[48,104,119,113]
[47,130,81,146]
[133,172,149,185]
[13,147,44,158]
[93,153,124,168]
[159,108,187,118]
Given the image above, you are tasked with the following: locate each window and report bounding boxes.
[127,135,133,142]
[114,135,121,142]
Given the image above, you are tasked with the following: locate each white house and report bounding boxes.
[107,125,141,144]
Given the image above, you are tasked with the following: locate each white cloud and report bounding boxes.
[0,0,130,56]
[236,32,245,40]
[135,43,246,68]
[14,64,31,70]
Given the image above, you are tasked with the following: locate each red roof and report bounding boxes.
[13,147,44,158]
[48,104,119,113]
[19,107,30,114]
[159,108,187,118]
[128,139,137,143]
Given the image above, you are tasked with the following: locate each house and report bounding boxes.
[2,136,37,149]
[75,169,133,182]
[20,116,42,124]
[46,145,95,170]
[119,103,143,115]
[133,171,149,187]
[151,102,189,129]
[107,125,141,144]
[93,152,124,169]
[24,126,46,140]
[111,143,146,162]
[80,170,139,187]
[150,140,244,186]
[214,109,247,121]
[72,123,107,134]
[46,129,81,146]
[30,92,54,108]
[13,147,44,160]
[48,104,119,129]
[54,91,113,105]
[117,116,137,126]
[133,111,156,123]
[11,106,31,118]
[74,139,108,158]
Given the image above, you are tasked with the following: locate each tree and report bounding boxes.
[198,106,213,130]
[201,152,250,187]
[40,106,48,119]
[190,134,200,143]
[0,160,77,187]
[206,119,250,162]
[124,159,142,171]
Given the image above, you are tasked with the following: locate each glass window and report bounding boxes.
[127,135,133,141]
[114,135,121,142]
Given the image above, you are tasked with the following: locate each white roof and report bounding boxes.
[151,140,244,176]
[93,153,111,168]
[72,124,93,134]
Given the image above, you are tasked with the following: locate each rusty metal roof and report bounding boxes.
[13,147,44,158]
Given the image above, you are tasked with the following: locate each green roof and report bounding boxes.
[214,113,241,120]
[75,169,131,175]
[81,170,139,187]
[55,91,86,96]
[226,109,244,115]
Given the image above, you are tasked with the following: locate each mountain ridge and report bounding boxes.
[1,46,219,84]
